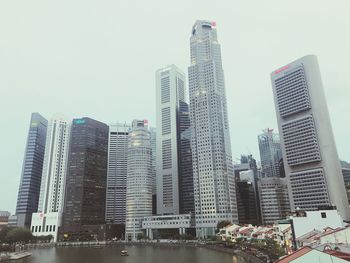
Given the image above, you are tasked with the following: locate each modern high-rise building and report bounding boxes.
[15,113,48,228]
[156,65,194,216]
[31,115,70,242]
[105,123,131,224]
[271,55,350,220]
[341,161,350,205]
[149,127,157,215]
[62,118,109,228]
[188,20,237,237]
[125,120,152,241]
[258,129,283,178]
[258,177,290,224]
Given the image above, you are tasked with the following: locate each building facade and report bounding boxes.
[31,115,70,242]
[105,123,130,224]
[271,55,350,220]
[62,117,109,228]
[188,20,237,237]
[258,177,290,225]
[15,113,48,228]
[258,129,283,178]
[156,65,194,216]
[341,161,350,205]
[236,170,260,225]
[125,120,153,241]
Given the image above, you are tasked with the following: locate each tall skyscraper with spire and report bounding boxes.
[188,20,237,237]
[271,55,350,221]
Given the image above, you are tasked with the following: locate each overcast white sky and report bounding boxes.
[1,0,350,213]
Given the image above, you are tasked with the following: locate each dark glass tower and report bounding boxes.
[63,117,109,226]
[177,102,194,214]
[15,113,48,228]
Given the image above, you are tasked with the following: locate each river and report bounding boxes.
[17,245,249,263]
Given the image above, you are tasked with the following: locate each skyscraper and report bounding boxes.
[271,55,350,220]
[149,127,157,215]
[156,65,194,216]
[62,118,109,228]
[31,115,70,241]
[258,129,283,178]
[105,123,130,224]
[188,20,237,237]
[125,120,152,241]
[15,113,48,228]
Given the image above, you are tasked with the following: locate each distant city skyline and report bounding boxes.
[1,0,350,213]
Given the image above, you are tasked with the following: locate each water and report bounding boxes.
[18,245,247,263]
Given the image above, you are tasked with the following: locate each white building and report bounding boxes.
[105,122,131,224]
[125,120,152,241]
[142,214,192,239]
[271,55,350,221]
[188,20,237,238]
[31,115,70,242]
[290,210,344,239]
[156,65,194,216]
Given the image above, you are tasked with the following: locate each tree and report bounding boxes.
[217,220,231,230]
[5,227,34,244]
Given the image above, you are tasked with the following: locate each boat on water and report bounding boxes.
[120,250,129,256]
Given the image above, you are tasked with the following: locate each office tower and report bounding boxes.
[15,113,47,228]
[31,115,70,241]
[62,118,109,228]
[149,127,157,215]
[156,65,194,216]
[188,20,237,237]
[105,123,130,224]
[258,177,290,224]
[258,129,283,178]
[341,161,350,205]
[125,120,152,241]
[236,170,260,225]
[271,55,350,220]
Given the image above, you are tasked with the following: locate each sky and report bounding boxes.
[1,0,350,214]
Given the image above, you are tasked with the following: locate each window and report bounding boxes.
[321,212,327,218]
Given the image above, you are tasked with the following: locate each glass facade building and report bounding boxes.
[63,117,109,226]
[15,113,48,228]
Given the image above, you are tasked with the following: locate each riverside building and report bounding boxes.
[156,65,194,216]
[15,113,48,228]
[61,118,109,237]
[271,55,350,221]
[125,120,153,241]
[105,123,131,224]
[188,20,237,237]
[31,115,70,242]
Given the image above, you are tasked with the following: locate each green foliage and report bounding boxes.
[0,227,34,244]
[216,220,231,230]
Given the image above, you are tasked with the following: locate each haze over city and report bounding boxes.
[1,0,349,217]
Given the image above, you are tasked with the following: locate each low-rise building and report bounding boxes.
[0,211,10,230]
[142,214,194,239]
